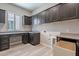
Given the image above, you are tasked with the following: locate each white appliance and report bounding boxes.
[40,31,60,48]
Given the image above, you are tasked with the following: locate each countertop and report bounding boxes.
[0,31,40,35]
[58,32,79,40]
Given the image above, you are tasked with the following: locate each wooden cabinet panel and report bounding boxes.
[29,33,40,45]
[59,3,77,20]
[40,12,45,24]
[0,43,9,51]
[0,9,5,23]
[22,33,29,44]
[28,17,32,25]
[32,16,34,25]
[24,16,28,25]
[0,35,9,44]
[45,10,50,23]
[0,35,10,51]
[49,5,60,22]
[76,3,79,18]
[37,13,41,24]
[32,12,46,25]
[32,15,39,25]
[24,16,32,25]
[32,3,79,24]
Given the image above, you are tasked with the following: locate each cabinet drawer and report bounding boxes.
[0,37,9,44]
[22,34,29,44]
[0,43,9,51]
[1,38,9,43]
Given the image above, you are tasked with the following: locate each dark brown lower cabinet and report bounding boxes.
[0,35,10,51]
[29,33,40,45]
[22,33,29,44]
[76,41,79,56]
[0,32,40,51]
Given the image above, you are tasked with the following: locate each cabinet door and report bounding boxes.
[37,13,41,24]
[0,35,9,44]
[32,15,39,25]
[0,43,9,51]
[49,5,60,22]
[59,3,77,20]
[0,35,9,51]
[33,33,40,44]
[32,16,34,25]
[45,10,50,23]
[0,9,5,23]
[24,16,32,25]
[24,16,28,25]
[28,17,32,25]
[22,33,29,44]
[29,33,40,45]
[76,3,79,18]
[40,12,45,24]
[32,16,36,25]
[29,33,33,43]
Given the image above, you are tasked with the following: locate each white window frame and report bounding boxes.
[7,11,15,31]
[15,14,21,31]
[7,11,22,31]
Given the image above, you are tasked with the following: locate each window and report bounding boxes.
[15,15,21,31]
[7,12,15,31]
[7,12,22,31]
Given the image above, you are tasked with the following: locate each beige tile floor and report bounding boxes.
[0,43,53,56]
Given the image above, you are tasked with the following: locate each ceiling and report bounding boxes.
[12,3,47,12]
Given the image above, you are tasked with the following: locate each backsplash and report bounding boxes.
[32,19,79,33]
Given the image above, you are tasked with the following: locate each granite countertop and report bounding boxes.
[0,31,29,35]
[58,32,79,40]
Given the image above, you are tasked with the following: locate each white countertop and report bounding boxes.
[59,33,79,40]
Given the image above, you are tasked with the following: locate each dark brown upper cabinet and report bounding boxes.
[39,12,45,24]
[28,17,32,25]
[32,3,79,25]
[32,16,34,25]
[49,5,60,22]
[76,4,79,18]
[32,15,39,25]
[0,9,5,23]
[36,14,41,24]
[24,15,32,25]
[59,3,77,21]
[45,10,50,23]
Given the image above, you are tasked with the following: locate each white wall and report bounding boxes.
[32,19,79,33]
[0,3,32,16]
[0,3,32,32]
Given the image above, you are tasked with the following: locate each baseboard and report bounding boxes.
[10,41,22,46]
